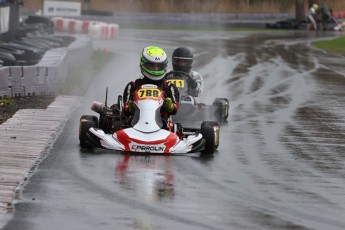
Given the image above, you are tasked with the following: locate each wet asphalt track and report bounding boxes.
[2,29,345,230]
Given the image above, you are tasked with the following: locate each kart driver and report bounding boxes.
[122,46,180,128]
[165,47,203,97]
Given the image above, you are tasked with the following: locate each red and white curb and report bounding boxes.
[52,17,119,40]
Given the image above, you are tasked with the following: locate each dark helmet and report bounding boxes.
[172,47,193,73]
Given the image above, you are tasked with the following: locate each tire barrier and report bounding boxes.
[51,17,119,40]
[0,35,92,98]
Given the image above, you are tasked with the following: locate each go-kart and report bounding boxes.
[79,85,220,154]
[164,71,229,128]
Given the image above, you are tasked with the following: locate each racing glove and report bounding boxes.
[187,78,198,89]
[127,100,135,114]
[162,97,174,113]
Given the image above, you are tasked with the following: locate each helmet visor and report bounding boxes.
[173,59,190,67]
[143,62,167,71]
[173,57,192,67]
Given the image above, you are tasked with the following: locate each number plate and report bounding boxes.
[137,88,161,99]
[166,79,185,88]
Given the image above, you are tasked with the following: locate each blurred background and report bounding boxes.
[2,0,345,41]
[20,0,345,14]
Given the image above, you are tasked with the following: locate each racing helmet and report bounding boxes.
[312,3,318,10]
[140,46,168,81]
[172,47,193,73]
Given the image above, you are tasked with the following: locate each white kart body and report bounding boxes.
[89,84,202,154]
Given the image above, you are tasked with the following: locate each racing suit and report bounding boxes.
[165,69,203,97]
[122,76,180,118]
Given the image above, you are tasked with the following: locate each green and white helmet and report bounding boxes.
[140,46,168,81]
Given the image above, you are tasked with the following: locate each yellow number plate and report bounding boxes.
[137,89,161,99]
[166,79,185,88]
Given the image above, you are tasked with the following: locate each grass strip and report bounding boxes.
[312,36,345,54]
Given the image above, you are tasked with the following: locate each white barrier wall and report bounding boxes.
[0,67,10,97]
[0,34,92,98]
[22,66,40,96]
[9,66,23,97]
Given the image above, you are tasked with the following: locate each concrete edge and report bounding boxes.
[0,95,81,227]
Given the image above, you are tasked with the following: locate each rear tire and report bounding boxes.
[201,121,220,150]
[79,115,98,149]
[201,125,215,154]
[201,121,220,154]
[212,98,229,122]
[80,115,98,127]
